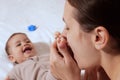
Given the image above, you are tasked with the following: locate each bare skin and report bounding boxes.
[50,32,110,80]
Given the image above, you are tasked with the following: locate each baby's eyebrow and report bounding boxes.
[14,38,30,44]
[15,40,20,44]
[23,38,30,41]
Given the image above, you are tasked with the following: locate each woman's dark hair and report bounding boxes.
[68,0,120,49]
[5,33,27,55]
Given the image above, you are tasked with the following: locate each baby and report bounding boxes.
[5,32,57,80]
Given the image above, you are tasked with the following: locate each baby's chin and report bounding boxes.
[24,53,36,58]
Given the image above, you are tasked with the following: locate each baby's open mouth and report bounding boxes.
[23,47,32,53]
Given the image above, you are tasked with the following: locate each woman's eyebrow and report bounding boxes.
[63,18,65,22]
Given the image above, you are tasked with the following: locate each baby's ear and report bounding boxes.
[8,55,16,63]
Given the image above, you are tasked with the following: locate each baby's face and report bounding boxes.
[8,34,36,63]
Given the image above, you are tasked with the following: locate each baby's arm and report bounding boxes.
[7,66,22,80]
[37,54,58,80]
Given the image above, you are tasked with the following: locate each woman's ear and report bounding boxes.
[93,26,109,50]
[8,55,16,63]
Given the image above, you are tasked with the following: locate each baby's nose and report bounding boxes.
[23,42,28,46]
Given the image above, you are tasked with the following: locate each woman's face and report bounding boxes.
[62,1,100,69]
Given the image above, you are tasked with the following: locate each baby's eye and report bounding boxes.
[26,40,31,43]
[16,43,21,47]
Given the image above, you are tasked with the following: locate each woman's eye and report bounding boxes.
[65,27,69,30]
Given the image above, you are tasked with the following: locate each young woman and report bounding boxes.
[50,0,120,80]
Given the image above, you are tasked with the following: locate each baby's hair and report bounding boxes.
[5,32,27,55]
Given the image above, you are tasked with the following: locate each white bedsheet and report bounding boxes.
[0,0,65,79]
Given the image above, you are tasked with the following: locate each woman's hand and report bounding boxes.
[50,33,80,80]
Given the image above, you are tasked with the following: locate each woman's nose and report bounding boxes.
[23,42,28,46]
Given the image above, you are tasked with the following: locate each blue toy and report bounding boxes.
[28,25,37,31]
